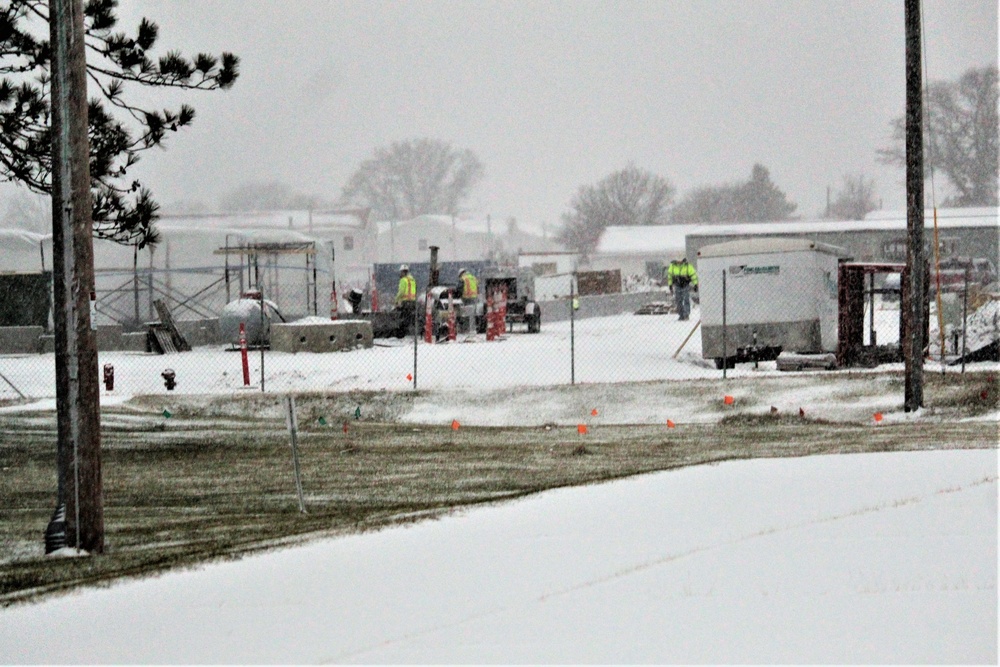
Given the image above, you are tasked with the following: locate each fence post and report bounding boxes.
[259,289,266,392]
[961,266,969,374]
[283,395,306,514]
[570,276,576,386]
[412,292,419,390]
[722,269,727,380]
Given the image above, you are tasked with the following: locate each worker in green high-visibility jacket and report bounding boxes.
[396,264,417,335]
[664,257,698,321]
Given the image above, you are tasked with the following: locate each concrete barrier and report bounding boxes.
[270,320,373,353]
[175,318,221,347]
[539,290,674,323]
[0,326,43,354]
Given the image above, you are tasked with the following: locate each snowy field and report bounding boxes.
[0,448,994,663]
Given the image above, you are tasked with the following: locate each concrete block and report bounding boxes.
[175,318,221,347]
[271,320,373,353]
[0,326,44,354]
[121,332,150,352]
[95,325,123,351]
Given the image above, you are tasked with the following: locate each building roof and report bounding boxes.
[159,210,367,231]
[595,208,998,256]
[697,237,850,258]
[595,225,702,255]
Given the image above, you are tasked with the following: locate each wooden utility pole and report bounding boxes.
[903,0,925,412]
[49,0,104,552]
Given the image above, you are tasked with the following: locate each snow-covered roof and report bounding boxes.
[374,215,494,236]
[595,208,998,256]
[691,209,998,239]
[697,237,850,258]
[159,210,366,231]
[595,225,701,255]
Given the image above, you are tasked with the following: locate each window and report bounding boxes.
[532,262,557,276]
[881,238,906,261]
[343,235,354,251]
[418,238,428,251]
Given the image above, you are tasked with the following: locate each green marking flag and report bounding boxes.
[354,406,361,420]
[318,416,327,426]
[162,409,172,419]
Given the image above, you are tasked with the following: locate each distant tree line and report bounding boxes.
[152,66,998,258]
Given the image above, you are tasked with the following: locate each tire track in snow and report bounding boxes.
[325,474,996,663]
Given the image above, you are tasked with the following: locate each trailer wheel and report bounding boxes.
[527,312,541,333]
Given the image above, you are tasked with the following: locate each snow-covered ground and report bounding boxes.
[1,307,993,405]
[0,448,994,663]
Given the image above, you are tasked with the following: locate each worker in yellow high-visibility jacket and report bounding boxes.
[457,268,478,305]
[396,264,417,335]
[455,268,479,333]
[664,257,698,321]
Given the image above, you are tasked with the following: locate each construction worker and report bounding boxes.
[395,264,417,334]
[665,257,698,321]
[456,268,479,333]
[457,268,478,305]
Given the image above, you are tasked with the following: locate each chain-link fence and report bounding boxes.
[1,259,998,412]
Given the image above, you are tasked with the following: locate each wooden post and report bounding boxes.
[903,0,925,411]
[48,0,103,553]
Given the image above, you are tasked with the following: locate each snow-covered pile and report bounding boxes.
[929,298,1000,357]
[621,273,664,293]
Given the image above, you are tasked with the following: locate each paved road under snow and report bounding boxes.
[0,448,995,663]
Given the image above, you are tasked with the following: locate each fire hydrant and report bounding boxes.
[102,364,114,391]
[161,368,176,391]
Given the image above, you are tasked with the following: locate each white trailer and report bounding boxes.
[697,238,848,367]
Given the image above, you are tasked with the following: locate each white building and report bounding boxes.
[374,215,561,266]
[590,224,701,278]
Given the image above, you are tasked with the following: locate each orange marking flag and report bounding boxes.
[723,395,734,405]
[874,412,884,423]
[577,424,588,434]
[451,420,460,431]
[666,419,676,428]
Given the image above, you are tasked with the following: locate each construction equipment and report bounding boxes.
[478,275,541,334]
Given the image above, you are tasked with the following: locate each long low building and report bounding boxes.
[590,208,998,282]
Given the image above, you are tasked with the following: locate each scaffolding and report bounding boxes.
[214,239,320,316]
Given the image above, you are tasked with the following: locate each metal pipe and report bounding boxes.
[961,266,969,374]
[570,276,576,385]
[722,269,728,380]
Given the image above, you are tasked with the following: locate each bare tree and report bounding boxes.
[828,173,879,220]
[670,163,796,224]
[556,164,675,255]
[878,64,998,207]
[340,139,484,221]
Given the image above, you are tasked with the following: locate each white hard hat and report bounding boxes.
[399,264,409,272]
[458,268,466,275]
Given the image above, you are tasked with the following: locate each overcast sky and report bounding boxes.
[109,0,997,230]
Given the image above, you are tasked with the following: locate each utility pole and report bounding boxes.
[903,0,925,412]
[48,0,104,552]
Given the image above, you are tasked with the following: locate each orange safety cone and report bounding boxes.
[666,419,676,428]
[723,395,735,405]
[451,419,460,431]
